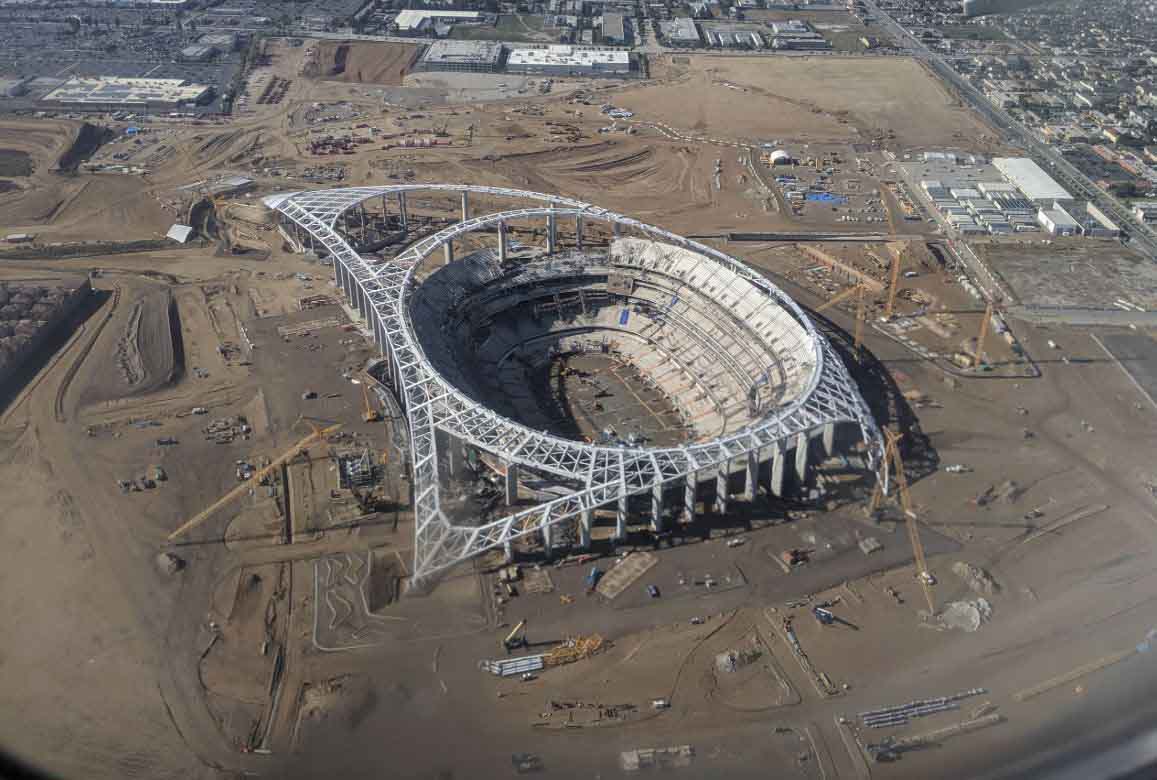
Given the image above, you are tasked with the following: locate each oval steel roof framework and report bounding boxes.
[265,185,883,585]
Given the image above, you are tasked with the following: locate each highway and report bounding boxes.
[861,0,1157,261]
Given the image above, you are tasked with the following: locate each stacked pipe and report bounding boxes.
[859,689,986,729]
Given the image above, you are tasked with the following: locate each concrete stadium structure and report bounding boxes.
[264,186,883,584]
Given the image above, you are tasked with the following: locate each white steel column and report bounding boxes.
[460,191,469,222]
[715,461,729,514]
[498,220,508,262]
[771,442,785,497]
[547,212,557,254]
[683,474,697,524]
[823,421,836,456]
[651,482,664,532]
[541,521,553,557]
[504,462,519,505]
[795,431,810,482]
[578,509,592,549]
[397,191,408,232]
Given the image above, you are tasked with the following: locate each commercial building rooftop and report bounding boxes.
[506,45,629,68]
[42,77,211,107]
[419,40,503,68]
[394,9,481,31]
[993,157,1072,202]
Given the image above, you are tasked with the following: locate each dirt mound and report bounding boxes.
[301,675,377,729]
[56,122,113,173]
[79,287,182,407]
[316,41,421,85]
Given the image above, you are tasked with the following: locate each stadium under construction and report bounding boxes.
[265,185,883,584]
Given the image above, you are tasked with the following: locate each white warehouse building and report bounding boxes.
[993,157,1072,204]
[506,45,631,76]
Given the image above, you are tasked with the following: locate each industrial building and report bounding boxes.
[992,157,1072,204]
[393,10,484,36]
[662,18,702,47]
[41,77,213,110]
[506,46,631,77]
[601,12,629,45]
[1038,207,1080,236]
[703,27,764,48]
[416,41,504,73]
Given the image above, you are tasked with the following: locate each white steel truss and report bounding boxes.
[265,185,883,584]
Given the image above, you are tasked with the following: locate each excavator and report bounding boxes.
[503,620,529,654]
[361,374,381,423]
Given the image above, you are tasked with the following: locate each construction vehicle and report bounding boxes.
[503,620,529,654]
[869,429,936,614]
[585,566,603,593]
[360,375,381,423]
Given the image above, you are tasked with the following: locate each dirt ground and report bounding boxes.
[316,41,421,85]
[4,38,1157,780]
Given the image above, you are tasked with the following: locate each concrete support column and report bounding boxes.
[578,509,592,550]
[504,463,519,506]
[651,482,664,533]
[615,494,628,540]
[613,222,621,239]
[576,215,584,250]
[745,451,759,501]
[795,431,810,483]
[498,221,508,263]
[547,212,557,254]
[822,421,836,457]
[541,521,553,558]
[443,239,454,265]
[504,540,514,563]
[771,442,786,497]
[715,461,729,514]
[683,475,697,524]
[460,191,469,222]
[397,191,408,232]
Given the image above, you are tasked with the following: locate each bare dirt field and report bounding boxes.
[316,41,421,85]
[617,55,998,150]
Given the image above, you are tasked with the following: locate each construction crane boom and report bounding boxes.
[973,301,994,369]
[871,429,935,615]
[168,423,342,541]
[883,246,902,320]
[361,375,381,422]
[817,284,869,357]
[816,283,866,313]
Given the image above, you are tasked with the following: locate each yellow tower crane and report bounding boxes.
[973,301,994,369]
[361,374,381,423]
[168,421,342,541]
[817,283,869,356]
[870,429,935,615]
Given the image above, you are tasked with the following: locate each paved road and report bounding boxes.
[861,0,1157,261]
